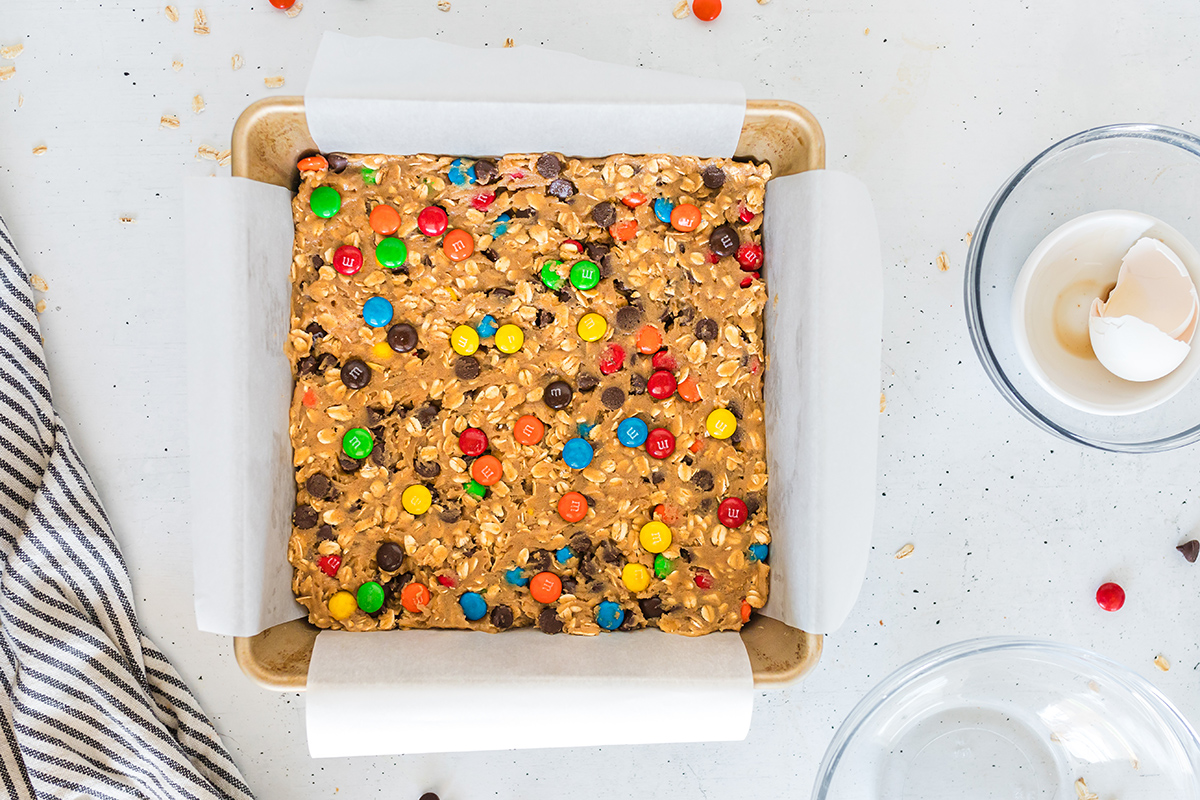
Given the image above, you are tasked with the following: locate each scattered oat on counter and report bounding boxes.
[231,53,244,70]
[31,145,46,156]
[1074,778,1099,800]
[172,59,183,72]
[756,0,771,4]
[895,543,914,559]
[936,251,949,272]
[0,65,15,81]
[286,2,303,17]
[1,44,24,60]
[864,27,870,35]
[118,216,136,224]
[1154,654,1170,671]
[192,94,205,114]
[35,300,46,313]
[29,275,48,292]
[160,114,180,129]
[673,1,689,18]
[193,8,209,34]
[437,0,451,10]
[17,93,24,107]
[196,145,220,161]
[264,75,285,88]
[165,5,179,22]
[879,392,887,412]
[503,37,515,48]
[216,148,231,166]
[965,231,974,244]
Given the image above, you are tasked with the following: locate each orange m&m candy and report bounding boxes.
[610,219,638,242]
[670,203,702,232]
[471,454,502,486]
[401,582,431,613]
[636,324,663,354]
[677,376,702,403]
[297,154,328,172]
[443,229,475,262]
[530,572,563,604]
[622,192,648,208]
[741,600,752,623]
[369,204,400,236]
[557,491,589,523]
[514,415,545,445]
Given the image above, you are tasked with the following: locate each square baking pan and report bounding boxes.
[230,97,826,689]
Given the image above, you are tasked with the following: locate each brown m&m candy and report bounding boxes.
[387,323,418,352]
[341,359,371,390]
[544,379,573,409]
[709,225,740,257]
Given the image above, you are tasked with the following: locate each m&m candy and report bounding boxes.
[375,237,407,268]
[459,427,488,457]
[693,570,715,590]
[401,582,431,613]
[741,601,753,623]
[748,543,769,563]
[297,154,326,171]
[653,198,674,224]
[577,313,607,342]
[647,370,677,400]
[636,325,663,354]
[570,260,601,291]
[333,244,363,275]
[692,0,721,21]
[357,581,385,613]
[476,315,498,339]
[464,479,487,499]
[362,296,394,328]
[470,454,503,486]
[610,219,638,242]
[718,497,748,528]
[671,203,702,232]
[514,414,545,445]
[459,592,487,621]
[402,484,432,515]
[540,260,566,291]
[1096,582,1125,612]
[737,242,764,271]
[495,324,524,354]
[706,409,737,439]
[530,572,563,604]
[369,204,401,235]
[617,417,649,447]
[623,192,648,208]
[448,158,474,186]
[562,437,594,470]
[443,229,475,261]
[451,324,480,355]
[342,428,373,459]
[361,166,378,185]
[505,568,529,586]
[318,554,341,577]
[555,547,574,563]
[676,377,702,403]
[639,521,672,553]
[417,206,449,236]
[328,590,356,620]
[653,553,674,578]
[596,601,624,631]
[645,428,676,459]
[622,563,650,592]
[558,491,589,522]
[651,350,677,372]
[309,186,340,218]
[598,343,625,375]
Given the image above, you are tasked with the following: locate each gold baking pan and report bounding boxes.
[230,97,826,689]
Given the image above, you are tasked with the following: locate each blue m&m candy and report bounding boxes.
[562,437,594,470]
[494,213,511,238]
[749,544,769,563]
[362,296,394,328]
[653,198,674,224]
[460,591,487,621]
[596,601,624,631]
[477,314,498,338]
[556,547,574,563]
[448,158,475,186]
[617,417,649,448]
[505,568,529,587]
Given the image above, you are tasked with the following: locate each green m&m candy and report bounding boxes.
[342,427,373,459]
[569,259,600,291]
[653,553,674,579]
[357,581,385,613]
[540,260,565,291]
[464,479,488,499]
[309,185,341,218]
[375,237,408,268]
[362,166,379,185]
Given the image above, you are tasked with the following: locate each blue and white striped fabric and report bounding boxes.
[0,215,254,799]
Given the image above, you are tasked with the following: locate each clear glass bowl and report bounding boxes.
[964,123,1200,452]
[813,638,1200,800]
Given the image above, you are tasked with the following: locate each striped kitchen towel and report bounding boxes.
[0,215,254,799]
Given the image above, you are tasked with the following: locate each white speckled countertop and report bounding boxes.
[3,1,1199,797]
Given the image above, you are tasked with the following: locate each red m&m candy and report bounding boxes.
[318,554,341,577]
[470,192,496,211]
[646,428,676,459]
[599,343,626,375]
[694,569,715,589]
[737,242,764,271]
[459,427,488,457]
[417,206,449,236]
[648,370,677,400]
[717,497,748,528]
[738,205,756,224]
[333,245,363,275]
[651,350,678,372]
[1096,582,1125,612]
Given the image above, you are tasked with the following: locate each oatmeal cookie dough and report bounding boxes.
[287,151,771,635]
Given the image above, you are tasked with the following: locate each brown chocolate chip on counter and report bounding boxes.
[695,317,719,341]
[325,153,349,173]
[537,608,564,635]
[376,542,405,572]
[305,473,332,500]
[292,505,318,529]
[629,373,647,395]
[534,308,556,328]
[439,505,462,523]
[296,356,317,376]
[544,380,573,409]
[473,158,499,184]
[577,373,599,393]
[615,306,643,331]
[387,323,418,353]
[419,793,441,800]
[601,386,625,409]
[305,321,327,339]
[490,605,514,629]
[690,470,714,492]
[1178,540,1200,563]
[591,201,617,228]
[547,178,576,200]
[338,453,362,472]
[455,356,481,380]
[709,225,740,257]
[316,524,336,541]
[701,165,727,190]
[536,153,563,179]
[639,596,663,619]
[414,459,442,478]
[340,359,370,390]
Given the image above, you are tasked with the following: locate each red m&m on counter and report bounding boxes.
[1096,582,1125,612]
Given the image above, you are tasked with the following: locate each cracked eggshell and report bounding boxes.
[1089,310,1191,382]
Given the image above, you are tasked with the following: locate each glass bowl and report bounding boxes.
[964,123,1200,452]
[812,638,1200,800]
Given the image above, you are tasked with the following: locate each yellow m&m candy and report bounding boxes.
[372,342,394,360]
[451,325,480,356]
[622,563,651,592]
[577,313,607,342]
[706,408,737,440]
[495,324,524,354]
[402,484,432,515]
[328,590,357,621]
[639,521,672,554]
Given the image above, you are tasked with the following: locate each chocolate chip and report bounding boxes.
[596,539,623,565]
[547,178,576,200]
[651,470,664,485]
[419,793,441,800]
[690,470,714,492]
[376,542,405,572]
[439,505,462,523]
[544,380,573,409]
[678,548,693,563]
[510,207,537,219]
[305,321,327,339]
[416,404,440,428]
[485,285,513,296]
[371,443,389,467]
[601,386,625,409]
[536,153,562,179]
[414,459,441,478]
[591,201,617,228]
[612,278,638,301]
[730,428,744,446]
[387,572,413,596]
[582,494,596,507]
[698,497,715,514]
[579,558,600,580]
[560,577,578,596]
[639,597,663,619]
[305,473,332,499]
[326,153,349,173]
[744,494,763,517]
[292,505,318,529]
[338,454,362,472]
[585,242,610,261]
[660,309,677,332]
[297,355,317,376]
[387,323,418,353]
[569,532,593,555]
[727,399,743,419]
[629,373,647,395]
[701,165,726,190]
[555,288,572,303]
[534,309,555,328]
[709,225,740,257]
[615,306,643,331]
[316,353,340,373]
[481,248,499,262]
[473,158,499,184]
[537,608,564,635]
[490,605,514,629]
[316,524,336,541]
[695,317,719,342]
[620,610,639,631]
[340,359,371,390]
[311,254,324,269]
[577,373,599,393]
[528,549,553,571]
[1178,540,1200,563]
[414,348,429,360]
[455,356,481,380]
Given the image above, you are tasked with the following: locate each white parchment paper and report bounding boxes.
[306,629,752,757]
